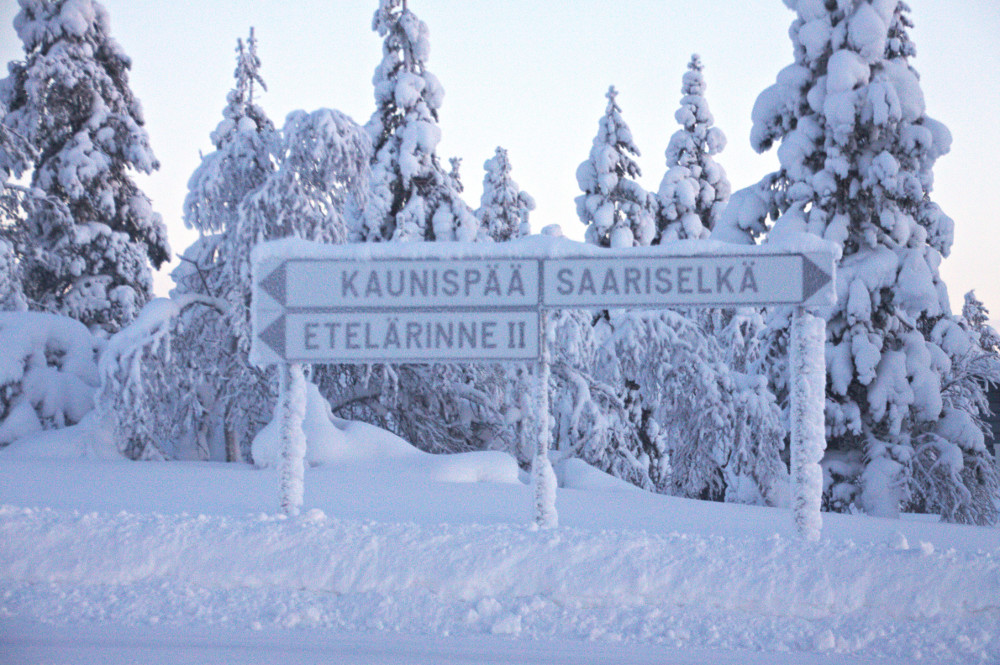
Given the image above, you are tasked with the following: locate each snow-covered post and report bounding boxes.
[532,309,558,529]
[278,362,308,516]
[790,307,825,541]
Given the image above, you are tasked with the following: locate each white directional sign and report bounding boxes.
[251,240,835,365]
[259,310,538,363]
[263,258,539,310]
[543,253,833,308]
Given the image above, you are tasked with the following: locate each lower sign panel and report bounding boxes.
[282,310,539,363]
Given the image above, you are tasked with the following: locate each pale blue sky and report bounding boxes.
[2,1,998,318]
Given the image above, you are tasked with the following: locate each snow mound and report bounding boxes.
[0,412,120,461]
[252,381,520,485]
[555,457,641,493]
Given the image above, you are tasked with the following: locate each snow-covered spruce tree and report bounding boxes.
[183,29,276,240]
[0,0,169,332]
[749,0,999,523]
[477,147,535,242]
[961,292,1000,361]
[573,84,784,502]
[177,27,277,305]
[230,108,371,350]
[351,0,477,243]
[320,0,511,457]
[474,146,535,462]
[657,55,731,243]
[576,86,657,248]
[654,55,785,501]
[167,30,280,461]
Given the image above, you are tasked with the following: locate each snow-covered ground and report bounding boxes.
[1,421,998,664]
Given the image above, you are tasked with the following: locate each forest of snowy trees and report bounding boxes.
[1,0,998,525]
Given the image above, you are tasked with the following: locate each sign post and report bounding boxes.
[790,307,827,541]
[532,309,557,530]
[252,239,836,534]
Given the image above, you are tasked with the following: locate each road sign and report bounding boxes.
[543,253,834,309]
[258,309,538,363]
[250,240,835,365]
[251,237,837,536]
[261,258,540,310]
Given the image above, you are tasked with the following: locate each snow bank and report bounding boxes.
[252,382,410,466]
[1,504,996,662]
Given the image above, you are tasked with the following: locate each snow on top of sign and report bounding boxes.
[251,232,838,265]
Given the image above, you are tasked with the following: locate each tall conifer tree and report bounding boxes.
[171,30,281,461]
[657,55,730,243]
[0,0,169,332]
[576,86,656,248]
[477,147,534,242]
[750,0,998,523]
[353,0,477,243]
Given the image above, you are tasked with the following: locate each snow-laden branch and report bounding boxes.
[95,294,230,460]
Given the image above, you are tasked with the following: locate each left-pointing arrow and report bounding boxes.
[260,262,286,306]
[260,315,286,358]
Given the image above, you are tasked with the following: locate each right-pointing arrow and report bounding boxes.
[801,255,832,303]
[259,315,286,358]
[260,262,286,307]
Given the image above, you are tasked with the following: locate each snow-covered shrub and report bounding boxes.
[608,310,730,498]
[725,372,787,505]
[602,309,786,503]
[576,86,657,248]
[95,295,228,460]
[547,309,643,486]
[904,292,1000,524]
[0,312,100,446]
[370,363,511,456]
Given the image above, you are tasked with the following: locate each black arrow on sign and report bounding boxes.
[801,255,832,303]
[259,315,286,358]
[260,262,286,306]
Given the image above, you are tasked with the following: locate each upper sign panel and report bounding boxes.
[263,258,540,311]
[543,253,834,308]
